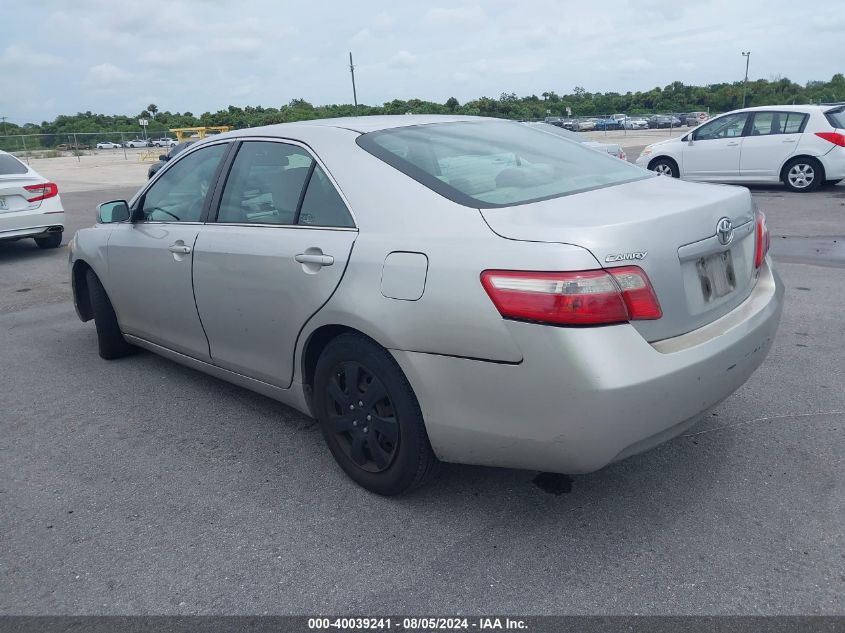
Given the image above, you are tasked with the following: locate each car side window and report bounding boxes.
[297,166,355,228]
[750,112,783,136]
[694,113,749,141]
[217,141,314,225]
[783,113,807,134]
[140,143,227,222]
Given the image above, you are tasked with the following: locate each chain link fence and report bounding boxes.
[0,131,176,164]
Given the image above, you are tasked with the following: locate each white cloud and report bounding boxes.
[373,12,394,31]
[85,63,130,85]
[389,50,417,68]
[212,37,262,55]
[0,45,64,68]
[424,5,485,28]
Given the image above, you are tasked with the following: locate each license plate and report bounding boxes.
[0,197,7,210]
[696,250,736,302]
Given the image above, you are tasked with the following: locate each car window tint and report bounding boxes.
[297,166,354,228]
[694,113,748,140]
[217,141,313,225]
[0,153,28,175]
[140,143,227,222]
[784,113,807,134]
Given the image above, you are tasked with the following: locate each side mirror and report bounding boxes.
[686,134,694,145]
[159,154,168,161]
[97,200,130,223]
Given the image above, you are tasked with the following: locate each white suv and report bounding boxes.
[636,105,845,192]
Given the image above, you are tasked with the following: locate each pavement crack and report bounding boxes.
[682,410,845,438]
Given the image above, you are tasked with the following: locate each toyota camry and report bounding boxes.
[69,116,783,495]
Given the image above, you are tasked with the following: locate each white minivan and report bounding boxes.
[636,105,845,192]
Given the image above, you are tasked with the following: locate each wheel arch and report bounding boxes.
[71,259,94,322]
[780,154,826,182]
[300,324,389,409]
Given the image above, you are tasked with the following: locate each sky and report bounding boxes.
[1,0,843,124]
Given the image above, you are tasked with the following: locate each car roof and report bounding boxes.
[735,104,833,113]
[217,114,499,141]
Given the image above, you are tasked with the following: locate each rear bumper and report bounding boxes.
[392,260,783,474]
[0,208,64,241]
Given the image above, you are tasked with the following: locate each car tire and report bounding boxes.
[85,269,135,360]
[34,232,62,249]
[649,157,680,178]
[782,157,823,192]
[313,333,439,496]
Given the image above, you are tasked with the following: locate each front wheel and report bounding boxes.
[313,334,438,496]
[782,157,823,192]
[649,158,679,178]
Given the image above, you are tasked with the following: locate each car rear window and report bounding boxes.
[0,154,28,175]
[825,107,845,129]
[356,120,649,208]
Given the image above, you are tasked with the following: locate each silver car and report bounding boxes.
[69,116,783,495]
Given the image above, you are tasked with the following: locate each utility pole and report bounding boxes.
[741,51,751,107]
[0,116,7,137]
[349,52,358,107]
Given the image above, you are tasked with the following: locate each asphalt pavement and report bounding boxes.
[1,183,843,615]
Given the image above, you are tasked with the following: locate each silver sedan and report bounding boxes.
[69,116,783,495]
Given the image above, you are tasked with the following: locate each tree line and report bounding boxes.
[2,74,842,150]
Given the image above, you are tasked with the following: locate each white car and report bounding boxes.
[96,141,122,149]
[623,117,649,130]
[124,139,150,148]
[0,151,64,248]
[152,137,177,148]
[636,105,845,192]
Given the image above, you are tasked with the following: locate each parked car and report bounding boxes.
[147,140,198,179]
[124,139,151,148]
[0,150,64,249]
[647,115,682,129]
[573,118,596,131]
[152,137,177,148]
[687,111,710,126]
[594,117,623,131]
[526,122,626,160]
[623,116,649,130]
[56,143,89,151]
[96,141,122,149]
[636,105,845,192]
[70,116,782,495]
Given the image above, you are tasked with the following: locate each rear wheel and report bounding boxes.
[782,157,823,192]
[34,232,62,249]
[649,157,679,178]
[86,269,134,360]
[313,334,438,496]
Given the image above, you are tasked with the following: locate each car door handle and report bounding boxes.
[168,243,192,254]
[726,142,740,146]
[295,253,334,266]
[782,139,796,143]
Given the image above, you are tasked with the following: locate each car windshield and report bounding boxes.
[0,153,28,175]
[825,107,845,128]
[525,122,583,142]
[357,121,648,208]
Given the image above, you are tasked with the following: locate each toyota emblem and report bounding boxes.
[716,217,734,246]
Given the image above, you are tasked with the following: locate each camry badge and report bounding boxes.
[716,217,734,246]
[605,251,647,263]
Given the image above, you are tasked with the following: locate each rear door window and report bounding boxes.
[297,166,354,228]
[217,141,314,225]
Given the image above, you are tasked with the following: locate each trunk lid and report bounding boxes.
[479,176,757,342]
[0,174,48,212]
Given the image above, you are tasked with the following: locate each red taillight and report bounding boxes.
[480,266,662,326]
[618,150,627,161]
[754,209,770,269]
[24,182,59,203]
[815,131,845,147]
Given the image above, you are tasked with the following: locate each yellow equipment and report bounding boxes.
[169,126,231,143]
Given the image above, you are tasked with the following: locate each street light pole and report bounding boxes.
[741,51,751,107]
